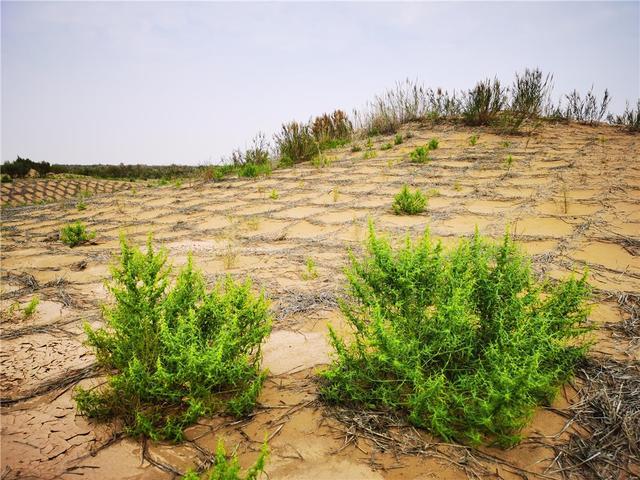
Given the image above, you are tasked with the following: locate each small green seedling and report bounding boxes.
[394,134,404,145]
[303,257,318,280]
[469,134,479,146]
[245,217,260,231]
[269,189,279,200]
[23,296,40,317]
[302,257,318,280]
[222,243,237,269]
[182,440,269,480]
[381,143,393,151]
[428,138,439,150]
[312,153,331,168]
[504,155,515,171]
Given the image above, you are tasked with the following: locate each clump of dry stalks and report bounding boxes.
[547,357,640,479]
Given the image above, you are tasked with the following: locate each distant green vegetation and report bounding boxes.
[3,69,634,189]
[0,156,204,180]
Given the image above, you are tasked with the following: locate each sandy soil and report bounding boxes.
[1,122,638,479]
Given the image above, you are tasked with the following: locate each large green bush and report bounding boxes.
[321,225,591,447]
[75,235,272,441]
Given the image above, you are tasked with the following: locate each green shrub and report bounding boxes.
[320,225,591,447]
[380,143,393,151]
[182,440,268,480]
[409,145,431,164]
[60,221,95,247]
[350,144,362,153]
[75,235,272,441]
[203,166,229,182]
[463,78,507,126]
[427,138,439,150]
[392,185,427,215]
[394,134,403,145]
[239,163,271,178]
[469,134,479,146]
[1,174,12,183]
[275,121,320,165]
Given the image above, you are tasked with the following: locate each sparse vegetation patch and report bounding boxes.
[182,440,268,480]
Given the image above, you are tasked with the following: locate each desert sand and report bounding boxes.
[1,121,639,479]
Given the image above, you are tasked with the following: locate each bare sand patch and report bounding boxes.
[272,206,326,220]
[570,241,640,273]
[513,217,575,237]
[285,221,341,239]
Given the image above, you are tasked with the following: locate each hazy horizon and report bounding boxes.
[2,1,639,166]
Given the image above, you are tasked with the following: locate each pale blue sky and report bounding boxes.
[2,1,639,165]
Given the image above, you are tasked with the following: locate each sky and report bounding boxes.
[2,1,639,166]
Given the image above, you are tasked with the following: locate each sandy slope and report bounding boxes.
[1,122,638,479]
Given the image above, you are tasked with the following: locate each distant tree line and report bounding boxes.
[0,157,202,180]
[0,157,52,177]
